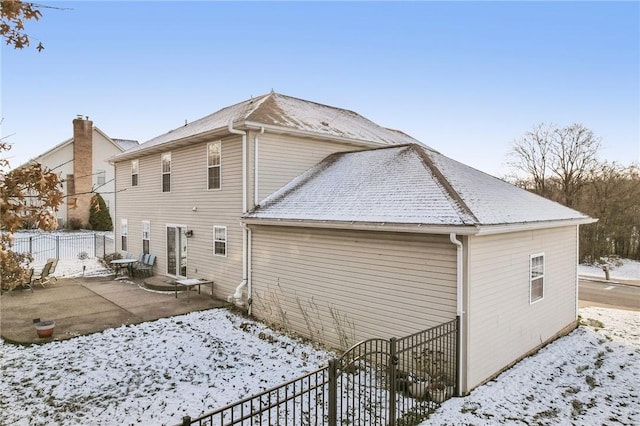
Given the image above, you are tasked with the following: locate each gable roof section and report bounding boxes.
[244,144,594,234]
[112,92,428,162]
[17,126,136,170]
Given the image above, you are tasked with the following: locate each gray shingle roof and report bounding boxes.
[114,92,427,160]
[244,144,591,228]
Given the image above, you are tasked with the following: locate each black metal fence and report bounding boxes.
[10,233,115,263]
[181,318,458,426]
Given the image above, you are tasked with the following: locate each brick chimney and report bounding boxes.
[67,116,93,228]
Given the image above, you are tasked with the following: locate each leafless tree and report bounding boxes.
[550,124,601,208]
[508,123,554,198]
[509,123,601,208]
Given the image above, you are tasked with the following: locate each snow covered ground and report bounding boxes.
[0,310,334,425]
[2,235,638,425]
[420,307,639,425]
[579,257,640,281]
[1,307,637,425]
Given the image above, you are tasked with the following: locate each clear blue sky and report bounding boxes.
[2,1,638,176]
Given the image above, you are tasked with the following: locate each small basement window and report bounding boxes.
[530,253,544,303]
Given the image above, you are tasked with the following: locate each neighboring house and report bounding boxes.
[110,92,594,394]
[22,117,138,229]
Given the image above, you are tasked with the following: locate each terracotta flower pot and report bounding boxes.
[35,320,55,338]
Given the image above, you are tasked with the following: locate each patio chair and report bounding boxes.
[46,258,59,275]
[31,260,55,288]
[136,254,156,277]
[23,268,34,292]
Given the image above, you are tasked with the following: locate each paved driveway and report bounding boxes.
[1,276,226,344]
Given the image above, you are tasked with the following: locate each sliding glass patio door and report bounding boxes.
[166,225,187,277]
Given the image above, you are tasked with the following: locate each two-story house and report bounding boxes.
[23,116,138,229]
[110,92,594,394]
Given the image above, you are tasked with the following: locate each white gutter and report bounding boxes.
[228,120,250,307]
[449,233,464,396]
[242,217,480,235]
[254,127,264,207]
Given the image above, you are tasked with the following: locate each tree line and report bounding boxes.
[508,123,639,262]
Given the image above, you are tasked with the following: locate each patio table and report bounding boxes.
[110,258,137,278]
[174,278,214,302]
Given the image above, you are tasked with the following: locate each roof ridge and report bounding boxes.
[410,144,478,224]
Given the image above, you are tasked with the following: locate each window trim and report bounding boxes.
[131,160,139,187]
[96,169,106,186]
[121,218,128,252]
[529,252,545,304]
[142,220,150,255]
[213,225,227,257]
[161,153,171,193]
[207,141,222,190]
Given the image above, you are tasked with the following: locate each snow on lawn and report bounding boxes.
[420,307,640,426]
[0,310,334,426]
[2,309,637,426]
[579,258,640,281]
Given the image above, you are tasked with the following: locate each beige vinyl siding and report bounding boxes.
[114,135,244,297]
[465,226,578,390]
[250,226,457,350]
[255,133,360,203]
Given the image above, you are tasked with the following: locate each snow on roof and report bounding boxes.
[245,144,591,227]
[115,92,426,160]
[112,139,139,151]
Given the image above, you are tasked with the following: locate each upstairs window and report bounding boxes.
[161,153,171,192]
[96,169,106,186]
[207,141,221,190]
[121,218,128,252]
[213,226,227,256]
[142,220,150,254]
[530,253,544,303]
[131,160,139,187]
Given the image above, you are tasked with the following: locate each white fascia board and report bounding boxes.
[109,128,231,164]
[242,216,597,236]
[241,217,480,235]
[474,217,598,236]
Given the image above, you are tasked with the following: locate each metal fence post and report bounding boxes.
[29,236,33,256]
[56,235,60,259]
[181,415,191,426]
[388,337,397,425]
[328,359,337,426]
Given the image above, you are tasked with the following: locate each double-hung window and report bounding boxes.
[530,253,544,303]
[131,160,139,187]
[213,226,227,256]
[121,219,128,251]
[142,220,150,254]
[96,169,106,186]
[207,142,221,190]
[161,153,171,192]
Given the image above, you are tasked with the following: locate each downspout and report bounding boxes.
[254,127,264,207]
[228,120,249,308]
[247,225,253,315]
[449,233,464,396]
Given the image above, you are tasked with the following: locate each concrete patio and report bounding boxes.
[0,275,227,344]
